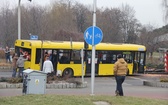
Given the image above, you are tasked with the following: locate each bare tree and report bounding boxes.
[48,0,78,39]
[98,8,123,43]
[73,3,88,33]
[162,0,168,24]
[119,4,140,43]
[0,0,148,48]
[138,24,159,57]
[0,3,17,47]
[21,5,47,39]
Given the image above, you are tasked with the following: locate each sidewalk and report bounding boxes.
[0,82,168,100]
[0,78,168,100]
[140,74,168,88]
[0,70,168,99]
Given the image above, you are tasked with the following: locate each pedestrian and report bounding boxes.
[4,46,11,63]
[51,51,58,75]
[16,54,28,78]
[113,54,128,96]
[43,56,54,76]
[12,53,18,77]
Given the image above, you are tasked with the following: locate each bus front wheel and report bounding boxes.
[62,68,73,78]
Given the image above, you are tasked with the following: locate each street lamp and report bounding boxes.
[18,0,32,40]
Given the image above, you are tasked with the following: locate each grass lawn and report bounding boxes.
[0,95,167,105]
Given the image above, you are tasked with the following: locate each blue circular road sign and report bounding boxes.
[84,26,103,45]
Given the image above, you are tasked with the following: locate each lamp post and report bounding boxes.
[18,0,21,40]
[18,0,32,40]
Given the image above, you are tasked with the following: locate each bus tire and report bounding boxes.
[62,68,74,78]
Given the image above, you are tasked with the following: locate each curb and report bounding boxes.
[0,68,12,72]
[0,66,11,69]
[143,81,168,88]
[0,82,87,89]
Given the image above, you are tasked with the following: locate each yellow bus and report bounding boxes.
[14,40,146,77]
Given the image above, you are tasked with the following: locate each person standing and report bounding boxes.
[12,53,18,77]
[4,46,11,63]
[113,54,128,96]
[51,51,58,75]
[43,56,54,76]
[16,55,28,78]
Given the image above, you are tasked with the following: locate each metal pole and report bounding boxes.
[81,49,84,83]
[18,0,21,40]
[18,0,32,40]
[40,40,43,71]
[91,0,96,95]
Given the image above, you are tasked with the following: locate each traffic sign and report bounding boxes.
[84,26,103,45]
[30,35,38,40]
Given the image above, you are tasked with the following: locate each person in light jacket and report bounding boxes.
[113,54,128,96]
[12,53,18,77]
[43,56,54,75]
[16,54,28,77]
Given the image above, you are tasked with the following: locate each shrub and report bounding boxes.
[146,63,164,69]
[160,76,168,82]
[0,77,8,82]
[0,77,23,83]
[156,64,165,69]
[8,77,23,83]
[146,63,156,69]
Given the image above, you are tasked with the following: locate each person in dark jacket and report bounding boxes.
[4,46,11,63]
[113,54,128,96]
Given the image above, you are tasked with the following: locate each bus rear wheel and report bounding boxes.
[62,68,73,78]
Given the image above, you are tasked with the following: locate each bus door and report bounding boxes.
[134,52,146,73]
[85,51,99,75]
[39,49,59,73]
[138,52,146,73]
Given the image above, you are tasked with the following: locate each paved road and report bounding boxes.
[0,71,168,100]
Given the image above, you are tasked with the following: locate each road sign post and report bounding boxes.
[83,0,104,95]
[84,26,103,95]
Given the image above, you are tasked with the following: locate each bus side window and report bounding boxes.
[106,54,111,63]
[98,52,102,61]
[60,55,66,63]
[102,54,106,63]
[123,53,133,63]
[71,50,81,63]
[111,55,117,63]
[27,52,31,61]
[59,53,69,64]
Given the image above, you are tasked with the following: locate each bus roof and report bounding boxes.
[15,40,146,51]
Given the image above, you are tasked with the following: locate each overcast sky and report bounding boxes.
[1,0,165,28]
[78,0,165,28]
